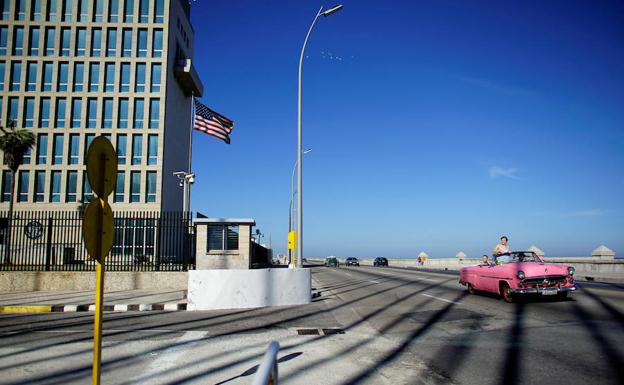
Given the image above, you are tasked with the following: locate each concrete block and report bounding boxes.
[592,245,615,260]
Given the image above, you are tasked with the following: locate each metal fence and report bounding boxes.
[0,211,195,271]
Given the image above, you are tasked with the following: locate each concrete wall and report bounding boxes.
[195,223,252,269]
[0,271,188,292]
[187,268,311,310]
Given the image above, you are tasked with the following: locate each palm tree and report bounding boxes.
[0,119,36,265]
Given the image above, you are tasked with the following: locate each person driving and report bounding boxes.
[493,236,511,264]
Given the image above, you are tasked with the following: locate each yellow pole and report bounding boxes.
[92,260,104,385]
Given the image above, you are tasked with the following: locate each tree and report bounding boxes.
[0,119,36,265]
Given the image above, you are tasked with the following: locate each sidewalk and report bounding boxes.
[0,289,187,313]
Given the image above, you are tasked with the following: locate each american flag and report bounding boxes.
[193,99,234,144]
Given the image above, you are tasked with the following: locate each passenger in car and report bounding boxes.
[493,236,512,264]
[481,255,490,265]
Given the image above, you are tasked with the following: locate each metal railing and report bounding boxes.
[251,341,280,385]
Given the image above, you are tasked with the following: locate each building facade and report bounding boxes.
[0,0,202,212]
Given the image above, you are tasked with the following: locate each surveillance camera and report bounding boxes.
[179,181,184,187]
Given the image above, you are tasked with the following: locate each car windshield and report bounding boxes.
[496,252,542,264]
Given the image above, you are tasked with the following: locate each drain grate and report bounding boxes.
[322,328,345,335]
[297,328,320,335]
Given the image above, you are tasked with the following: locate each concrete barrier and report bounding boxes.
[0,271,188,292]
[187,268,311,310]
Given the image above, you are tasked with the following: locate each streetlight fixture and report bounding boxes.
[289,148,312,267]
[173,171,195,212]
[297,4,343,268]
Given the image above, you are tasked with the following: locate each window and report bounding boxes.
[16,0,25,20]
[18,171,29,202]
[116,134,126,164]
[46,0,57,21]
[104,63,115,92]
[44,27,55,56]
[130,171,140,202]
[55,98,66,127]
[60,27,70,56]
[24,98,35,128]
[35,171,45,202]
[41,62,52,91]
[57,62,68,92]
[12,27,24,56]
[10,62,21,91]
[135,63,145,92]
[121,28,132,57]
[73,62,83,92]
[1,171,11,202]
[32,0,42,20]
[120,63,130,92]
[76,28,86,56]
[124,0,133,22]
[208,225,239,251]
[137,29,147,57]
[139,0,148,22]
[49,171,61,202]
[66,171,77,202]
[23,147,31,164]
[147,135,158,165]
[0,26,6,55]
[150,64,161,92]
[114,172,124,202]
[26,62,37,91]
[82,171,92,202]
[0,62,4,90]
[40,98,51,127]
[102,98,113,128]
[87,98,97,128]
[68,134,79,164]
[29,27,39,56]
[106,28,117,57]
[154,0,164,23]
[91,28,102,57]
[93,0,103,21]
[89,63,99,92]
[84,134,95,163]
[146,172,156,202]
[108,0,118,22]
[71,98,81,128]
[152,30,163,57]
[78,0,87,21]
[37,134,48,164]
[132,134,142,165]
[0,1,7,20]
[8,97,18,124]
[133,99,144,128]
[53,134,64,164]
[62,0,72,21]
[149,99,159,128]
[118,99,128,128]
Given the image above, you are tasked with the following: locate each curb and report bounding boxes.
[0,303,187,313]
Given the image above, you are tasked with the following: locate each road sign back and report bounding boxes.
[86,136,118,198]
[82,199,114,262]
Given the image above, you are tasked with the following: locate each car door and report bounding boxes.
[477,264,500,293]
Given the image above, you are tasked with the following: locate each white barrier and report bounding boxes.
[187,268,311,311]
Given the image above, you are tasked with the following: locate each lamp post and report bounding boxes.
[289,149,312,266]
[297,4,343,268]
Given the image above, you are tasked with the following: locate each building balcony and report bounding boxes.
[174,58,204,97]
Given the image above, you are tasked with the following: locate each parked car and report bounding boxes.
[459,251,577,303]
[324,257,339,267]
[373,257,388,267]
[345,257,360,266]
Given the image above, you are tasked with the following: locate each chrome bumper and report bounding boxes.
[509,285,577,294]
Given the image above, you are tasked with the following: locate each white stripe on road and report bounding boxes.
[0,328,197,335]
[421,293,461,305]
[369,280,380,284]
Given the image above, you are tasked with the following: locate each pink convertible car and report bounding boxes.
[459,251,577,303]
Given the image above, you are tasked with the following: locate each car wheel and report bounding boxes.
[557,291,568,300]
[467,283,475,295]
[501,283,514,303]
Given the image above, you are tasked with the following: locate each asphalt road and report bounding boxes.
[1,266,623,385]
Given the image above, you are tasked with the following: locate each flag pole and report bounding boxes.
[186,93,194,213]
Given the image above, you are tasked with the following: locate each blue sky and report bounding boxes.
[188,0,624,258]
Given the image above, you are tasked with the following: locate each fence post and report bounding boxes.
[45,215,53,271]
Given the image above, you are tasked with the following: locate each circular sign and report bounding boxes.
[25,221,44,240]
[86,136,118,198]
[82,199,115,262]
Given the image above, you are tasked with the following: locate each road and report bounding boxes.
[1,265,623,384]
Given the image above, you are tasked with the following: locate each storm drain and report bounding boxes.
[296,328,345,336]
[322,328,345,335]
[297,328,320,335]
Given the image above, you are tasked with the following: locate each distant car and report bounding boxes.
[459,251,577,303]
[324,257,339,267]
[345,257,360,266]
[373,257,388,267]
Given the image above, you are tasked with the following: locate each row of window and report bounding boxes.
[1,169,158,204]
[0,26,164,58]
[0,60,162,93]
[1,0,165,24]
[1,96,160,130]
[22,133,159,166]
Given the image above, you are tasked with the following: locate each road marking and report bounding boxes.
[0,328,195,335]
[0,305,52,313]
[369,280,381,284]
[418,278,439,282]
[344,273,352,277]
[421,294,461,305]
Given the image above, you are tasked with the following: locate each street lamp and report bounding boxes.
[297,5,343,268]
[289,148,312,266]
[173,171,195,212]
